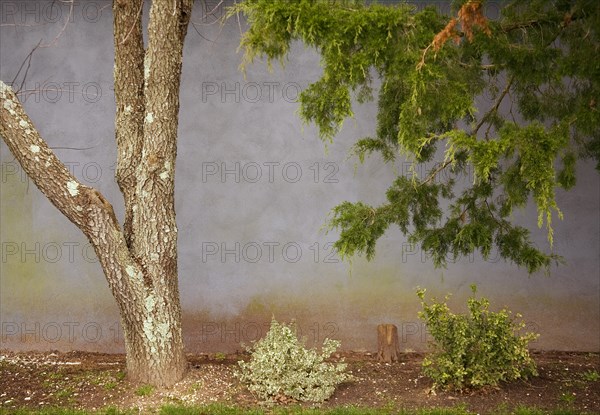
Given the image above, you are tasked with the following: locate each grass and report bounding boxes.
[558,392,576,405]
[0,409,133,415]
[186,380,203,394]
[214,352,227,361]
[55,388,75,400]
[164,405,590,415]
[103,381,118,391]
[581,370,599,382]
[134,384,154,397]
[0,405,593,415]
[159,405,597,415]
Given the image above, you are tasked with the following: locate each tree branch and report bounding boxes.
[130,0,193,289]
[41,0,75,48]
[113,0,146,248]
[1,81,112,234]
[0,79,154,332]
[421,159,452,186]
[11,40,42,94]
[473,75,514,137]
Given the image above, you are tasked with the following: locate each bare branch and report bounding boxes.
[191,21,219,43]
[234,0,243,36]
[0,81,117,237]
[10,40,42,94]
[0,22,49,28]
[41,0,75,48]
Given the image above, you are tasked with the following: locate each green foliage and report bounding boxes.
[559,391,577,405]
[103,381,117,391]
[5,408,134,415]
[158,404,475,415]
[581,369,600,382]
[134,384,154,397]
[417,285,539,391]
[229,0,600,273]
[3,405,589,415]
[235,318,350,404]
[159,404,257,415]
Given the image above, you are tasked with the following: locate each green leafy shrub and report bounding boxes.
[235,318,351,403]
[417,285,538,391]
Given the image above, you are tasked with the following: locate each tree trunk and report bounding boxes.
[111,0,193,387]
[0,0,194,387]
[377,324,400,363]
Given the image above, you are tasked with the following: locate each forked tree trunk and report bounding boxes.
[0,0,193,387]
[377,324,400,363]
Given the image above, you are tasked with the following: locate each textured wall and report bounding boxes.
[1,1,599,354]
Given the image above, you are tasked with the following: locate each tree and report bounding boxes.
[0,0,193,386]
[229,0,599,274]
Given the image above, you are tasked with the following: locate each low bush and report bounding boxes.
[235,318,351,403]
[417,285,538,391]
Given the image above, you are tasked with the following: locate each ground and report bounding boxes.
[0,350,599,414]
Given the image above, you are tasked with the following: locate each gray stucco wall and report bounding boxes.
[1,1,599,354]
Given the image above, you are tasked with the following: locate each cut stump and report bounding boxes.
[377,324,400,363]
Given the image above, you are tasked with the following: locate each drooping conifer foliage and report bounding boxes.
[229,0,599,273]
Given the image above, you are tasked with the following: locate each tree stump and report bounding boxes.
[377,324,400,363]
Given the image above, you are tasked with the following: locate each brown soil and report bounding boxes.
[0,350,599,414]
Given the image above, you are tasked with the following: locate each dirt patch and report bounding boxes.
[1,350,599,413]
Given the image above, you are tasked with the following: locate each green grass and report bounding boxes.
[103,381,118,391]
[55,388,75,400]
[559,392,576,405]
[157,404,593,415]
[186,380,203,394]
[581,370,599,382]
[507,409,584,415]
[158,406,470,415]
[0,405,592,415]
[214,352,227,361]
[0,408,133,415]
[134,384,154,397]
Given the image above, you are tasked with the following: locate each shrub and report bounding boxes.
[235,318,351,403]
[417,285,538,391]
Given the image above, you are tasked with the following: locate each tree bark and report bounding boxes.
[112,0,193,386]
[0,0,194,387]
[113,0,145,249]
[377,324,400,363]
